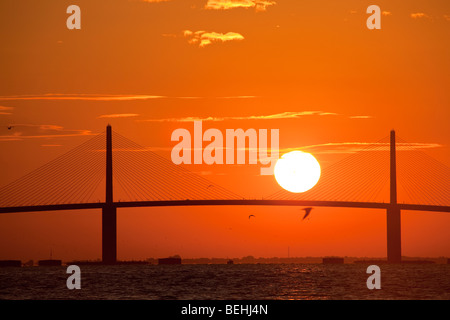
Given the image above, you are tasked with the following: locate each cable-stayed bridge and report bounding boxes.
[0,126,448,263]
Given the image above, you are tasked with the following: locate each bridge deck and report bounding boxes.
[0,200,448,214]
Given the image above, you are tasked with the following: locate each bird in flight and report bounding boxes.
[301,207,313,220]
[248,214,255,219]
[7,126,13,130]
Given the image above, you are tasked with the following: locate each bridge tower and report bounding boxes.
[102,124,117,263]
[387,130,401,263]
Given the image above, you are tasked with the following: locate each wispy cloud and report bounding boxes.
[349,115,373,119]
[157,95,257,99]
[184,30,244,47]
[218,96,257,99]
[411,12,429,19]
[205,0,276,12]
[0,124,93,141]
[161,33,178,38]
[293,141,442,155]
[0,106,13,115]
[139,0,170,2]
[350,10,391,16]
[0,94,165,101]
[138,111,374,122]
[192,171,214,176]
[0,94,259,101]
[98,113,140,119]
[138,111,339,122]
[107,140,441,157]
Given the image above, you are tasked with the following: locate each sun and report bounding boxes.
[274,151,321,193]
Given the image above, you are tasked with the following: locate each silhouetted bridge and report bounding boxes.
[2,200,447,215]
[1,126,449,263]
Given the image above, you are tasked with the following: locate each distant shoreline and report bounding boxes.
[3,256,448,266]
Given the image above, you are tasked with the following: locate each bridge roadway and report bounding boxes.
[1,199,449,214]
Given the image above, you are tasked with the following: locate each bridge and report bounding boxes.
[0,126,449,263]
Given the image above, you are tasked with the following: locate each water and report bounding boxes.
[0,264,448,300]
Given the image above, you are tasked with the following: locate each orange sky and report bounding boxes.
[0,0,449,262]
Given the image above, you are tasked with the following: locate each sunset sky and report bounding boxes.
[0,0,449,262]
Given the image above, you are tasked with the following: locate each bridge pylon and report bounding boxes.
[102,125,117,264]
[387,130,401,263]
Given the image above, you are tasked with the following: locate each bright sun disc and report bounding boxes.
[274,151,321,193]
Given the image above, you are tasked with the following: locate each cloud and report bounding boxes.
[183,30,244,47]
[205,0,276,12]
[161,33,178,38]
[106,140,441,157]
[0,124,93,141]
[193,171,214,176]
[382,11,392,16]
[140,0,170,2]
[411,13,428,19]
[0,94,165,101]
[0,94,258,101]
[219,96,258,99]
[39,125,65,131]
[0,106,13,115]
[444,15,450,21]
[349,115,373,119]
[98,113,140,119]
[293,141,442,155]
[139,111,339,122]
[139,111,374,122]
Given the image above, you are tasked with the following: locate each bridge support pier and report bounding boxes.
[102,205,117,264]
[387,206,401,263]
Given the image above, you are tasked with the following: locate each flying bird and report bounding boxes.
[7,126,13,130]
[249,214,255,219]
[301,207,313,220]
[207,185,214,189]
